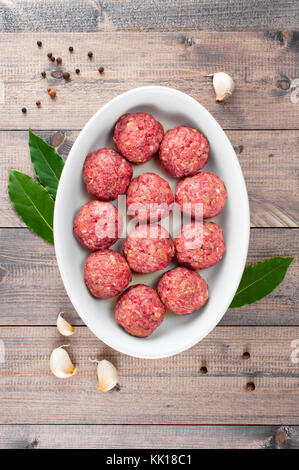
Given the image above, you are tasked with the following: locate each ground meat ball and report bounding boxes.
[157,267,208,315]
[113,112,164,163]
[175,171,227,219]
[73,200,122,251]
[126,173,174,222]
[83,148,132,201]
[84,249,131,298]
[123,224,175,273]
[115,284,165,337]
[175,221,225,270]
[159,126,209,178]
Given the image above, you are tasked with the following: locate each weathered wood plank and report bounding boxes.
[0,424,298,449]
[1,130,298,228]
[0,32,299,130]
[0,0,298,32]
[0,326,298,424]
[0,228,297,326]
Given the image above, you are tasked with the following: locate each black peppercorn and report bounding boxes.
[242,351,250,360]
[63,72,70,80]
[69,46,74,52]
[41,71,46,78]
[98,66,104,73]
[56,57,62,65]
[47,52,52,58]
[50,56,55,62]
[75,68,80,74]
[36,100,41,107]
[37,41,42,47]
[200,366,208,375]
[88,51,93,59]
[21,107,27,114]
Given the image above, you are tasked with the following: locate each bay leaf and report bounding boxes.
[29,129,64,198]
[230,256,294,308]
[8,170,54,244]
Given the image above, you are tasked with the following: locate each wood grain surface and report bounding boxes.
[0,1,298,32]
[1,130,298,228]
[0,0,298,447]
[0,227,297,326]
[0,326,298,425]
[0,424,298,449]
[0,32,299,130]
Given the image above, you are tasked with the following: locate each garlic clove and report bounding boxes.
[56,312,75,337]
[89,358,118,392]
[209,72,235,102]
[50,345,77,379]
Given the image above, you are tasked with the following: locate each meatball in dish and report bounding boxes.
[157,267,208,315]
[83,148,132,201]
[159,126,209,178]
[126,172,174,222]
[73,200,122,251]
[123,223,175,273]
[115,284,165,337]
[84,249,131,298]
[175,171,226,219]
[175,221,225,270]
[113,112,164,163]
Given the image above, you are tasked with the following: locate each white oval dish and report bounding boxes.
[54,86,250,359]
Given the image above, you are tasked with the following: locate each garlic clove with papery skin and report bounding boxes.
[208,72,235,102]
[89,358,118,392]
[56,312,75,337]
[50,345,77,379]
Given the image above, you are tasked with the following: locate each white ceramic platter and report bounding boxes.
[54,86,250,359]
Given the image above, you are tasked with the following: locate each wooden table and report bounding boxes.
[0,1,298,449]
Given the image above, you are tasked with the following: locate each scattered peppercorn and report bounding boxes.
[63,72,70,80]
[37,41,42,47]
[98,66,104,74]
[56,57,62,65]
[41,71,46,78]
[36,100,41,107]
[50,56,55,62]
[200,366,208,375]
[246,382,255,391]
[69,46,74,52]
[47,52,52,58]
[49,89,56,98]
[242,351,250,360]
[21,107,27,114]
[88,51,93,59]
[75,68,80,74]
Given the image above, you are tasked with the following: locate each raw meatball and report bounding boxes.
[115,284,165,337]
[123,224,175,273]
[73,200,122,251]
[157,267,208,315]
[175,171,226,219]
[175,221,225,270]
[83,148,132,201]
[113,112,164,163]
[159,126,209,177]
[126,173,174,222]
[84,249,132,298]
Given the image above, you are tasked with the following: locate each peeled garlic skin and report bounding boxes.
[97,360,118,392]
[212,72,235,102]
[56,313,75,337]
[50,346,76,379]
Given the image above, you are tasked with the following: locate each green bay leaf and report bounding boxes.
[8,170,54,245]
[230,256,294,308]
[29,129,64,198]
